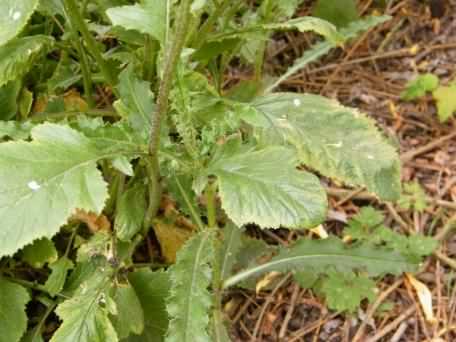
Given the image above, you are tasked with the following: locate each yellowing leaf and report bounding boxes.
[406,273,436,324]
[433,83,456,122]
[63,89,88,112]
[153,220,193,263]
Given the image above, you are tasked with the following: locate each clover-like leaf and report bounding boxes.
[207,146,327,228]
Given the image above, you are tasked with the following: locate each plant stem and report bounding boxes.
[143,36,158,82]
[143,156,162,228]
[148,0,193,156]
[74,38,95,107]
[205,182,218,228]
[63,0,118,92]
[175,175,205,230]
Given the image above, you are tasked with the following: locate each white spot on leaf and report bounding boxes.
[293,99,301,107]
[12,11,21,21]
[327,141,343,148]
[367,155,374,160]
[27,181,41,191]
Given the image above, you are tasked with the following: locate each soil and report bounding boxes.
[227,1,456,341]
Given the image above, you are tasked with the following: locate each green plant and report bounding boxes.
[0,1,419,340]
[401,73,456,122]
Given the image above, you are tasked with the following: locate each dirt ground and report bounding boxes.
[227,1,456,341]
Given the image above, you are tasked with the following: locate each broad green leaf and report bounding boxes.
[114,66,154,141]
[320,271,376,312]
[115,182,147,241]
[0,0,40,46]
[0,278,30,342]
[0,36,54,87]
[401,74,439,100]
[0,121,32,140]
[223,237,418,288]
[44,257,74,297]
[312,0,359,28]
[21,238,58,268]
[207,146,327,228]
[0,80,21,120]
[267,15,390,92]
[433,83,456,122]
[219,223,244,281]
[106,0,167,44]
[247,93,401,201]
[166,230,215,342]
[0,123,140,258]
[51,264,118,342]
[111,284,144,339]
[127,269,171,342]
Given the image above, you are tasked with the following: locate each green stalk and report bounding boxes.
[149,0,193,156]
[205,182,218,228]
[73,38,95,107]
[143,36,158,82]
[175,176,205,231]
[63,0,117,91]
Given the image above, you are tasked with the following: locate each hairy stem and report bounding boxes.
[149,0,193,156]
[63,0,117,91]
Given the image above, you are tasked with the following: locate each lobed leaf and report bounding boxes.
[320,271,376,312]
[166,230,215,342]
[207,145,327,228]
[0,36,54,87]
[0,0,40,46]
[246,93,401,200]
